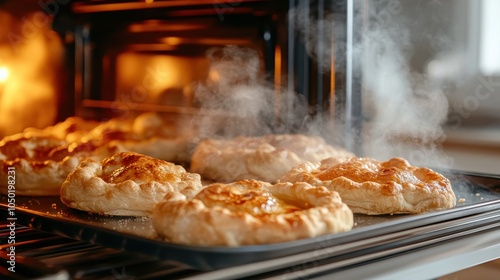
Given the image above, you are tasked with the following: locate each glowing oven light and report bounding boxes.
[0,66,9,83]
[162,37,182,45]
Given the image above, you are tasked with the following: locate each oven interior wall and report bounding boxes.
[53,0,352,146]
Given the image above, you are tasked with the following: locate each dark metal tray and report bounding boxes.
[2,170,500,270]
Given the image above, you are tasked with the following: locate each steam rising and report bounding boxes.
[288,4,338,71]
[291,1,453,167]
[191,46,275,139]
[190,1,454,168]
[191,45,312,139]
[362,27,451,167]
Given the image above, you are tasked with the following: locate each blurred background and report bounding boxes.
[390,0,500,174]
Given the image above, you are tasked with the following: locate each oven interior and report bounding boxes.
[1,0,354,149]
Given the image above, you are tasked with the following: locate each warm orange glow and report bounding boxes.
[274,45,282,116]
[208,69,220,83]
[274,46,282,91]
[160,37,251,46]
[162,36,182,45]
[115,53,208,107]
[145,0,154,3]
[0,66,9,83]
[0,11,61,137]
[129,21,206,33]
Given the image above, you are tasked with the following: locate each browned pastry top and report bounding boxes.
[100,152,182,184]
[60,152,203,216]
[279,157,456,215]
[191,134,355,183]
[0,134,66,161]
[316,157,451,195]
[194,181,302,216]
[152,179,354,246]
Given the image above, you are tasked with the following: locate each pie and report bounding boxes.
[60,152,203,216]
[81,112,195,163]
[152,179,353,246]
[0,133,123,196]
[23,116,100,143]
[0,133,75,196]
[190,134,355,183]
[279,157,456,215]
[0,112,196,195]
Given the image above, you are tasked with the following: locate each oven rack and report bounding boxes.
[0,222,202,280]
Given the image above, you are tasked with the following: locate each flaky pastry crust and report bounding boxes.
[261,134,355,162]
[279,157,456,215]
[152,179,353,246]
[0,134,124,196]
[82,113,194,162]
[60,152,203,216]
[191,134,354,183]
[0,134,77,196]
[24,116,99,143]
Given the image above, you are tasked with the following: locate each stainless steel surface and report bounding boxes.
[312,226,500,280]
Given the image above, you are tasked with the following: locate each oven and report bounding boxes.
[59,0,357,149]
[1,0,500,279]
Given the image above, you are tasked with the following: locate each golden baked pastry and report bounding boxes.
[0,112,195,196]
[279,157,456,215]
[115,136,194,164]
[260,134,354,162]
[0,133,123,196]
[60,152,203,216]
[0,134,76,196]
[152,179,353,246]
[82,113,194,163]
[191,134,354,183]
[23,116,100,143]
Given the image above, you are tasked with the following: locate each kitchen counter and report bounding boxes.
[444,126,500,174]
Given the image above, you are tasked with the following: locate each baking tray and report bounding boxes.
[2,170,500,270]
